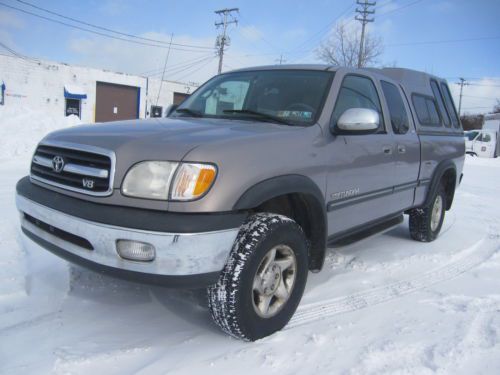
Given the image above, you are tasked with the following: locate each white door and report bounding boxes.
[473,131,496,158]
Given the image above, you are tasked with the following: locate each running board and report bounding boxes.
[327,214,404,248]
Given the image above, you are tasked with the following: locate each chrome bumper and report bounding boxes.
[16,194,239,277]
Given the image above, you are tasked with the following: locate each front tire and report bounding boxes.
[207,213,308,341]
[409,185,446,242]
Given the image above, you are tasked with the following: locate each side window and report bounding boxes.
[430,80,451,127]
[440,83,461,128]
[482,133,491,142]
[331,75,384,131]
[412,94,441,127]
[381,81,409,134]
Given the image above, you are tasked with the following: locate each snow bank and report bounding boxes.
[0,105,82,160]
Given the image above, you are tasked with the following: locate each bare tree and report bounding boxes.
[316,23,383,68]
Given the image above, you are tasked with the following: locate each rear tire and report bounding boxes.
[207,213,308,341]
[408,185,446,242]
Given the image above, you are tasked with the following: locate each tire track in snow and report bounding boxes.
[287,237,499,329]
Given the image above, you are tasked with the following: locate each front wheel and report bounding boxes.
[207,213,308,341]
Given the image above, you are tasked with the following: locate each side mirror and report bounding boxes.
[165,104,178,117]
[336,108,379,133]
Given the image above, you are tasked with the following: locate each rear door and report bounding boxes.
[380,80,420,208]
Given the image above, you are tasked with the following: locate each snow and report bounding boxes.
[0,106,82,160]
[64,84,87,97]
[0,110,499,374]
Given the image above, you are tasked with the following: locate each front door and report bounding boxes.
[326,74,398,235]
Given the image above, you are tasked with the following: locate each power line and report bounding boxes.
[462,95,499,100]
[0,2,211,53]
[238,13,281,54]
[140,54,215,76]
[174,57,217,82]
[0,41,42,64]
[377,0,425,19]
[287,3,355,58]
[14,0,213,50]
[387,35,500,47]
[151,55,215,79]
[468,83,500,88]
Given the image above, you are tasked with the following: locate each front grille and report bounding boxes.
[24,213,94,250]
[30,144,113,196]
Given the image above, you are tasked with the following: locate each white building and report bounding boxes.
[0,53,197,123]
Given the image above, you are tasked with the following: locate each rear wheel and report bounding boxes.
[207,213,308,341]
[409,185,446,242]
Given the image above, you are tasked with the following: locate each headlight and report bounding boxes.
[170,163,217,201]
[122,161,178,199]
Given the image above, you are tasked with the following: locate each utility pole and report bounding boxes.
[276,54,286,65]
[214,8,239,74]
[156,33,174,106]
[355,0,376,68]
[457,77,468,117]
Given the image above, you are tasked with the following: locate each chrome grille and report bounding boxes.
[30,143,115,196]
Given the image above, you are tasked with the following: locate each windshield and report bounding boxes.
[172,70,334,126]
[465,131,479,140]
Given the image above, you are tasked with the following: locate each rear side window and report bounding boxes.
[381,81,409,134]
[430,80,451,127]
[412,94,441,127]
[440,83,461,128]
[332,75,384,131]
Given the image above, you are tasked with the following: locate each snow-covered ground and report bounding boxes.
[0,112,499,374]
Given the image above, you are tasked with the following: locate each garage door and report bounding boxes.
[173,92,189,105]
[95,82,139,122]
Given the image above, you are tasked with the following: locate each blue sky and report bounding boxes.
[1,0,499,113]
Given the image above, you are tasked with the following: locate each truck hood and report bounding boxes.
[42,117,303,187]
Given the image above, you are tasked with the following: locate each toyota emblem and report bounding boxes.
[52,155,65,173]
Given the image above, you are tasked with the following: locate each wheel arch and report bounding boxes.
[424,160,457,211]
[233,175,327,271]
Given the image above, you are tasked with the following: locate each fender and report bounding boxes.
[233,174,327,271]
[423,159,457,209]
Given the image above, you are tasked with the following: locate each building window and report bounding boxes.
[150,105,163,118]
[65,98,81,118]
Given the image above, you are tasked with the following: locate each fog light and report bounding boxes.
[116,240,156,262]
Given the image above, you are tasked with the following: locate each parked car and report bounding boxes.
[16,65,465,340]
[465,127,499,158]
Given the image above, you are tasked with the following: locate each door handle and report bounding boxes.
[382,146,393,155]
[397,145,406,154]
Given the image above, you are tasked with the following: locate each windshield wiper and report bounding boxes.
[174,108,203,117]
[223,109,291,125]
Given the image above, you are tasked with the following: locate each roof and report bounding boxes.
[227,64,442,81]
[224,64,448,98]
[229,64,338,73]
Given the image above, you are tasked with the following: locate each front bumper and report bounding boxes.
[16,179,243,288]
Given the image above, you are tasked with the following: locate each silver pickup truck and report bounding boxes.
[16,65,465,340]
